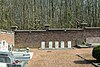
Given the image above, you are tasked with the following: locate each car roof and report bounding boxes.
[0,51,13,56]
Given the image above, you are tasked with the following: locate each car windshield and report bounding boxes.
[0,57,11,63]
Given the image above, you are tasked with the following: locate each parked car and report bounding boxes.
[0,51,27,67]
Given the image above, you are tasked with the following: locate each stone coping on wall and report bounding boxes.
[0,29,14,34]
[14,27,100,32]
[14,28,83,32]
[14,30,47,32]
[84,27,100,30]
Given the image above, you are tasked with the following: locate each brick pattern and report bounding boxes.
[15,29,100,48]
[0,32,14,45]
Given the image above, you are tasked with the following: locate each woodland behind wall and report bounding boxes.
[0,0,100,30]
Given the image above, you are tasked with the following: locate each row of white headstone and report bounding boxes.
[40,41,72,49]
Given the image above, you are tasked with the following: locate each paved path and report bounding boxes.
[26,48,95,67]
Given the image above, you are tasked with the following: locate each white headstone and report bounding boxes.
[61,41,64,48]
[0,40,8,51]
[55,41,59,48]
[41,41,45,49]
[68,41,71,48]
[49,41,53,48]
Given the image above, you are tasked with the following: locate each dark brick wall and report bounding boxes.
[14,28,100,48]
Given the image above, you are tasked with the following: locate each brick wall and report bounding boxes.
[14,28,100,48]
[0,32,14,45]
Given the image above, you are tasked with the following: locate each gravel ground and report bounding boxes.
[26,48,95,67]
